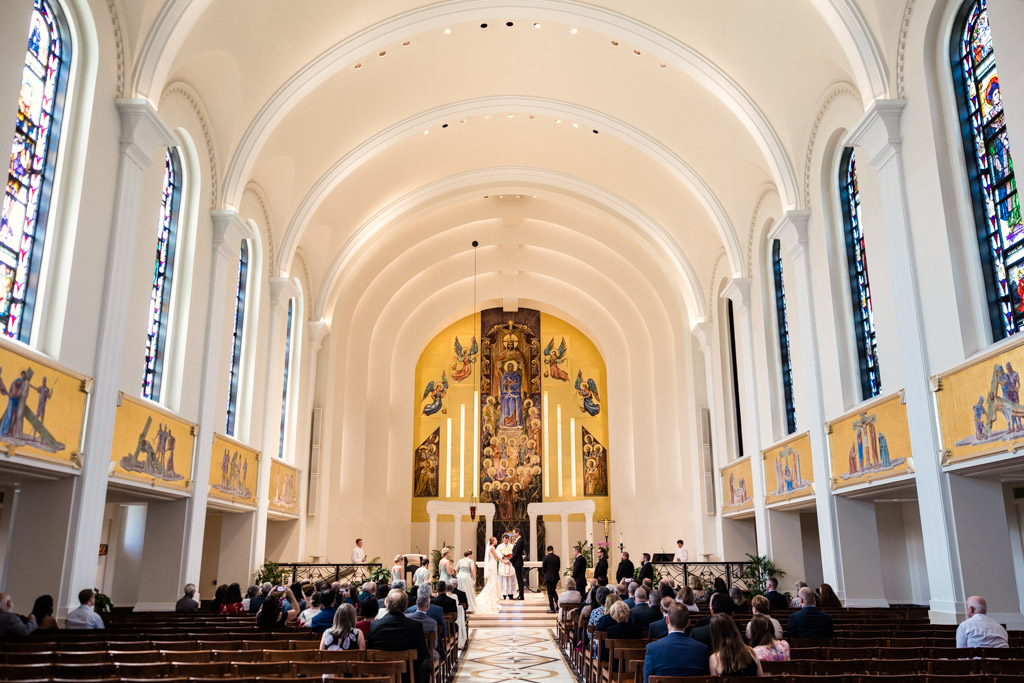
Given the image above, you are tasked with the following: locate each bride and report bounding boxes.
[474,536,503,614]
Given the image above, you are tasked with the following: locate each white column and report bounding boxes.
[768,212,841,589]
[485,514,493,547]
[60,100,176,619]
[720,279,769,553]
[251,277,300,572]
[528,512,537,567]
[428,513,438,560]
[180,210,253,587]
[584,511,594,554]
[692,323,719,559]
[293,321,329,561]
[560,514,570,577]
[846,100,960,619]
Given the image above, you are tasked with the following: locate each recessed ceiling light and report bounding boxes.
[572,122,579,128]
[443,28,451,35]
[528,115,535,119]
[459,119,468,124]
[555,119,562,124]
[379,50,387,56]
[442,123,449,128]
[506,21,513,27]
[611,40,619,46]
[532,195,537,199]
[403,41,411,46]
[569,27,578,35]
[533,22,541,29]
[633,49,641,56]
[659,62,667,68]
[480,23,488,28]
[484,115,492,119]
[422,129,429,135]
[592,129,599,134]
[507,114,515,119]
[354,63,362,69]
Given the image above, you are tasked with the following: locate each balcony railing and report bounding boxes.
[278,563,382,585]
[651,561,752,591]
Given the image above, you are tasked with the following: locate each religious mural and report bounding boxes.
[827,392,912,489]
[721,457,754,513]
[110,393,195,492]
[413,427,440,497]
[574,370,601,417]
[450,337,478,383]
[208,434,258,506]
[268,458,299,515]
[420,370,449,416]
[581,426,608,496]
[0,341,89,468]
[762,432,813,505]
[543,337,569,381]
[934,336,1024,465]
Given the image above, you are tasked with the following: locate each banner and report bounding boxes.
[721,457,754,513]
[268,458,300,515]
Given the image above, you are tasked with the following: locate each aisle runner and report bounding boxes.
[455,628,573,682]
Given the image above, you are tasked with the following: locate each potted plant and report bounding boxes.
[255,559,287,587]
[739,553,786,597]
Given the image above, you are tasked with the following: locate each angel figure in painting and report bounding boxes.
[575,370,600,417]
[421,371,449,416]
[543,337,569,381]
[450,336,478,382]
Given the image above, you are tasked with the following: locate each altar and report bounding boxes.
[526,500,596,587]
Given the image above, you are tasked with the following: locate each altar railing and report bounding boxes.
[278,563,382,585]
[650,561,752,591]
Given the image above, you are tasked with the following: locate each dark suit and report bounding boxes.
[785,605,834,639]
[765,589,788,612]
[629,602,663,630]
[405,604,447,638]
[249,594,266,614]
[647,617,668,640]
[689,623,712,649]
[571,555,587,591]
[407,610,441,657]
[431,594,457,615]
[643,631,709,683]
[511,535,525,599]
[542,552,561,610]
[450,587,468,608]
[637,562,655,584]
[593,557,609,583]
[600,621,643,660]
[616,559,635,584]
[368,612,430,683]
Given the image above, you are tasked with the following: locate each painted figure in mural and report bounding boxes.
[421,371,449,416]
[499,362,524,428]
[31,377,53,436]
[483,395,499,431]
[0,369,27,437]
[221,448,231,485]
[575,370,600,417]
[414,429,440,497]
[451,336,478,382]
[543,337,569,381]
[728,474,735,504]
[783,462,794,491]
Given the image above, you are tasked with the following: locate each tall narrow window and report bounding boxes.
[278,298,294,459]
[726,300,744,459]
[952,0,1020,340]
[141,149,182,401]
[225,241,249,436]
[772,240,797,435]
[2,0,69,342]
[839,149,882,399]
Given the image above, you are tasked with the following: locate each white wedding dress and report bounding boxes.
[474,545,503,614]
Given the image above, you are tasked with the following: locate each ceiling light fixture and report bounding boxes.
[379,50,387,56]
[480,22,488,28]
[354,63,362,69]
[555,119,562,123]
[533,22,541,28]
[403,41,411,46]
[422,129,429,135]
[443,28,452,35]
[507,114,515,119]
[572,122,579,128]
[633,49,641,56]
[484,115,492,119]
[659,62,667,68]
[506,21,514,27]
[611,40,619,46]
[459,119,468,124]
[569,27,578,34]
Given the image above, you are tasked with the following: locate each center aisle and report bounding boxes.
[456,592,573,682]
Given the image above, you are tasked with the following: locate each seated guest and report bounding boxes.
[749,613,790,662]
[658,579,676,600]
[311,589,339,635]
[407,594,441,659]
[592,593,623,654]
[220,583,245,614]
[242,585,257,611]
[690,592,731,647]
[582,587,610,650]
[708,613,763,677]
[764,576,788,611]
[729,585,747,611]
[369,589,430,683]
[790,581,808,608]
[448,578,468,609]
[745,595,783,640]
[690,575,708,604]
[359,582,376,603]
[431,581,457,614]
[708,579,733,614]
[175,583,199,612]
[817,583,843,611]
[623,582,638,608]
[31,595,58,630]
[65,588,105,629]
[0,592,37,637]
[257,586,299,630]
[320,602,365,650]
[298,591,322,627]
[249,582,271,613]
[679,585,699,612]
[956,596,1009,648]
[558,577,582,606]
[598,601,642,660]
[408,584,447,638]
[643,603,709,683]
[785,586,834,639]
[647,597,675,640]
[289,582,307,611]
[211,584,228,613]
[357,596,378,636]
[629,587,662,629]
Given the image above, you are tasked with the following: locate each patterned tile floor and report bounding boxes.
[455,627,576,683]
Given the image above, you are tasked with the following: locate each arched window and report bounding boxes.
[141,149,182,401]
[225,241,249,436]
[2,0,70,342]
[772,240,797,434]
[278,298,294,458]
[726,299,744,459]
[952,0,1020,340]
[839,149,882,399]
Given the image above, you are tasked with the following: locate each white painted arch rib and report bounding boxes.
[309,167,708,326]
[274,96,745,279]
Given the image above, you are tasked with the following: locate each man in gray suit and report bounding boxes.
[407,593,441,660]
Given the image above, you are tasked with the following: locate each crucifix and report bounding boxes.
[598,517,615,547]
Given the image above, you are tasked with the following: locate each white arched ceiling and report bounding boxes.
[276,96,745,278]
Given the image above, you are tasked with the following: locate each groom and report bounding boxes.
[511,528,526,600]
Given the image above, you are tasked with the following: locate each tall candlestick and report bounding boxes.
[570,417,577,497]
[446,417,452,498]
[473,391,480,497]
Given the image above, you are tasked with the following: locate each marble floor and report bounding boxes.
[455,627,576,683]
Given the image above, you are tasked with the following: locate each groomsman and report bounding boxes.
[542,546,561,613]
[571,546,588,592]
[616,551,635,584]
[638,553,655,583]
[594,547,609,584]
[511,529,526,600]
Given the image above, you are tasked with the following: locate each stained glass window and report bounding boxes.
[952,0,1020,340]
[225,241,249,436]
[839,149,882,399]
[141,149,182,401]
[772,240,797,435]
[278,298,294,459]
[2,0,69,342]
[726,299,744,459]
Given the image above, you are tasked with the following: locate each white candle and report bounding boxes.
[473,391,480,497]
[557,404,563,497]
[570,417,577,497]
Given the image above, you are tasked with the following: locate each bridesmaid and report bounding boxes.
[439,547,455,583]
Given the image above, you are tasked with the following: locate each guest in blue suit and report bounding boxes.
[646,597,674,640]
[785,586,834,639]
[643,603,709,683]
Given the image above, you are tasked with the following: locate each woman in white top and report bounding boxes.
[390,555,404,585]
[413,559,431,588]
[474,537,503,614]
[297,591,321,627]
[456,550,477,613]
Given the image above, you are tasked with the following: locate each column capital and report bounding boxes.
[269,277,300,315]
[768,210,812,262]
[691,322,714,356]
[307,320,330,354]
[210,209,253,261]
[845,99,906,168]
[720,277,752,316]
[116,98,176,168]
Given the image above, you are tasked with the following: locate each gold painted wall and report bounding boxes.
[268,459,300,515]
[934,337,1024,465]
[209,434,259,507]
[110,393,195,492]
[411,312,609,521]
[721,457,754,513]
[762,432,814,505]
[0,340,89,469]
[827,392,912,489]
